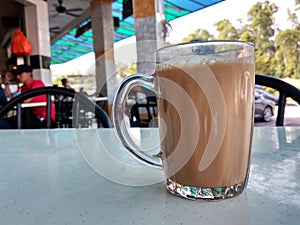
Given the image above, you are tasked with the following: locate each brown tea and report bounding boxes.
[155,61,254,188]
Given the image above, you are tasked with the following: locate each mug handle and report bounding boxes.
[113,74,162,169]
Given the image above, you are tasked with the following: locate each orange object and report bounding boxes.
[11,28,32,56]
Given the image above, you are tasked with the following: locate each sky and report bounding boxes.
[51,0,299,77]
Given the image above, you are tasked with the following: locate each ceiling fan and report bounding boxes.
[52,0,83,17]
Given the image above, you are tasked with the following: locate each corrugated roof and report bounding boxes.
[50,0,224,64]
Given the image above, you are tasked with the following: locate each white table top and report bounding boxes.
[0,127,299,225]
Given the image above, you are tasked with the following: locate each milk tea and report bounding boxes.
[154,61,254,189]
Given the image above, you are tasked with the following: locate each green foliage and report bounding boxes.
[296,0,300,10]
[52,74,96,92]
[181,28,214,43]
[240,30,255,43]
[275,29,300,78]
[115,62,137,78]
[180,0,300,79]
[247,1,278,47]
[214,19,239,40]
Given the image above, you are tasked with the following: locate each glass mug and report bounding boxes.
[113,41,255,200]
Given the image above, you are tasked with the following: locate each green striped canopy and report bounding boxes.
[50,0,224,64]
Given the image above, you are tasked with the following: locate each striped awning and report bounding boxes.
[50,0,224,64]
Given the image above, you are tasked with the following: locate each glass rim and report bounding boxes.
[156,40,255,54]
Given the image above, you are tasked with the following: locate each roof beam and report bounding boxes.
[51,8,90,44]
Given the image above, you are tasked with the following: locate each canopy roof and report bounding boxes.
[50,0,224,64]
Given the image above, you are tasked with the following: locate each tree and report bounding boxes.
[115,62,137,79]
[240,30,255,43]
[273,0,300,78]
[288,8,299,29]
[296,0,300,10]
[214,19,239,40]
[181,28,214,43]
[275,29,300,78]
[246,1,278,75]
[247,1,278,48]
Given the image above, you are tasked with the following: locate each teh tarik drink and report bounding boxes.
[154,41,255,200]
[113,41,255,200]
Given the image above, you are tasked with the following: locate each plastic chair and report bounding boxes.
[128,96,157,127]
[255,74,300,126]
[0,86,112,129]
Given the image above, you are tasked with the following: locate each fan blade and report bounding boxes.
[65,11,80,17]
[66,8,83,12]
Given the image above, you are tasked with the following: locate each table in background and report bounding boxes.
[0,127,299,225]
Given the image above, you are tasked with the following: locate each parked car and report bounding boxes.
[255,91,275,122]
[255,85,279,105]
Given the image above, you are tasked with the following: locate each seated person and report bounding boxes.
[10,64,56,129]
[61,78,73,90]
[0,84,10,128]
[0,83,7,106]
[4,69,21,100]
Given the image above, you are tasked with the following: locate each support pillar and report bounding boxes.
[90,0,117,114]
[23,0,52,85]
[133,0,165,74]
